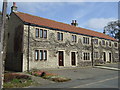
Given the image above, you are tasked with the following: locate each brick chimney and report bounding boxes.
[11,2,17,13]
[71,20,78,26]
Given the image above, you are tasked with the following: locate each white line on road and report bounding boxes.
[72,76,118,88]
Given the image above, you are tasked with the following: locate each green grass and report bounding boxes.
[3,79,33,88]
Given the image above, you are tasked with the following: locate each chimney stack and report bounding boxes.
[71,20,78,26]
[11,2,17,13]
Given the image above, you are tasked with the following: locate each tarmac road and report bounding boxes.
[30,63,119,88]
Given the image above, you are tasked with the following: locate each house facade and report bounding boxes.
[5,4,119,72]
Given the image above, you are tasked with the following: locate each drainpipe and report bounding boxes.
[91,37,94,67]
[27,24,30,72]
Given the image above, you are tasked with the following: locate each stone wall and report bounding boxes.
[22,25,119,71]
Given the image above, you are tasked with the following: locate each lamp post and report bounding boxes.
[0,0,7,89]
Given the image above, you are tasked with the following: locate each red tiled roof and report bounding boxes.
[14,12,116,41]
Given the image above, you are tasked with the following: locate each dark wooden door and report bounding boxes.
[71,52,76,65]
[109,53,112,62]
[103,52,106,62]
[58,51,64,66]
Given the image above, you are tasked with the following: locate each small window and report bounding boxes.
[72,35,77,42]
[114,42,118,47]
[94,52,99,59]
[35,50,39,60]
[94,39,98,44]
[43,50,47,60]
[102,40,105,45]
[115,53,119,58]
[83,37,89,44]
[57,32,63,41]
[44,30,47,38]
[35,28,39,38]
[109,41,112,47]
[83,52,90,60]
[40,29,43,38]
[40,50,43,60]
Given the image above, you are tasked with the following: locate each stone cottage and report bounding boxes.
[5,3,119,72]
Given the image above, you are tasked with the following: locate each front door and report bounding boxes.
[109,53,112,62]
[103,52,106,62]
[71,52,76,65]
[58,51,64,66]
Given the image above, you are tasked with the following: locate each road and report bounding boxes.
[30,63,119,88]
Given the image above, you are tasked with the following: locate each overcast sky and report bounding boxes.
[0,1,118,33]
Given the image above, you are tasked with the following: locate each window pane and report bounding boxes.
[75,35,77,42]
[40,50,43,60]
[36,28,39,38]
[57,32,60,40]
[44,50,47,60]
[40,29,43,38]
[72,35,74,42]
[61,33,63,41]
[35,50,39,60]
[44,30,47,38]
[83,37,85,44]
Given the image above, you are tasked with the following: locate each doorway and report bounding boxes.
[58,51,64,66]
[103,52,106,62]
[109,53,112,62]
[71,52,76,66]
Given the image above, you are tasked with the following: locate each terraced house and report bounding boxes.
[5,3,119,72]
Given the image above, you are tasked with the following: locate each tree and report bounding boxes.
[103,20,120,42]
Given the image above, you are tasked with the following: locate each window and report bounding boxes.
[114,42,118,47]
[35,28,47,39]
[35,50,47,61]
[44,30,47,38]
[40,29,43,38]
[35,50,39,60]
[115,53,119,58]
[94,39,98,44]
[109,41,112,47]
[40,50,43,60]
[35,28,39,38]
[94,52,99,59]
[57,32,63,41]
[102,40,105,45]
[83,37,89,44]
[72,35,77,42]
[83,52,90,60]
[43,50,47,60]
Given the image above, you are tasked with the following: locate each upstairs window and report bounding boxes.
[44,30,47,38]
[94,39,98,45]
[72,35,77,42]
[102,40,105,45]
[40,29,43,38]
[83,37,89,44]
[114,42,118,47]
[57,32,63,41]
[35,28,47,39]
[35,28,39,38]
[109,41,112,47]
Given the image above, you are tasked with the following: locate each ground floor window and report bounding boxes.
[35,50,47,61]
[115,53,119,58]
[94,52,99,59]
[83,52,90,60]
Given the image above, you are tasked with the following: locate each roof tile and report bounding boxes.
[14,12,116,41]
